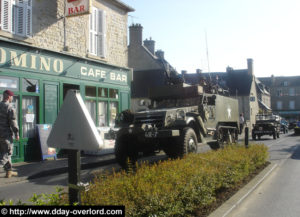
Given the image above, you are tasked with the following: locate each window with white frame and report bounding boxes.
[289,88,295,96]
[277,101,282,110]
[0,0,32,37]
[276,89,282,97]
[89,7,106,57]
[289,100,295,110]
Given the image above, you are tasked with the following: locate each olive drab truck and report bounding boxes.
[112,83,239,169]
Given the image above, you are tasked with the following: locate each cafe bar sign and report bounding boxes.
[65,0,90,17]
[0,45,129,85]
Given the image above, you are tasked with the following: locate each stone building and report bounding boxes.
[128,23,182,111]
[0,0,134,162]
[259,76,300,122]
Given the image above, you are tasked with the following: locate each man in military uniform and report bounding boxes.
[0,90,19,178]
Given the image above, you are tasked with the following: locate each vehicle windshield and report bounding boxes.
[153,97,202,109]
[256,114,279,121]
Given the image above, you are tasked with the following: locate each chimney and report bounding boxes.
[226,66,233,73]
[247,58,253,75]
[129,24,143,46]
[196,69,202,74]
[143,37,155,55]
[155,50,164,59]
[271,74,275,86]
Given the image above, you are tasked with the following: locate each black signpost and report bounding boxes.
[68,149,81,204]
[245,127,249,148]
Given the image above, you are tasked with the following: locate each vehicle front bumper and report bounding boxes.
[252,130,274,134]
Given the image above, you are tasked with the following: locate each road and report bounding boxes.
[229,132,300,217]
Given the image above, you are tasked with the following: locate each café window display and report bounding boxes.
[85,86,119,127]
[22,96,38,138]
[0,76,19,91]
[109,101,118,127]
[22,78,39,93]
[85,99,96,124]
[98,101,107,126]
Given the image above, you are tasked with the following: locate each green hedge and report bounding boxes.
[82,144,268,217]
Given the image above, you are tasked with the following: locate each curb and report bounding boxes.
[208,162,278,217]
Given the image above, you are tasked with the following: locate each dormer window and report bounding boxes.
[0,0,32,37]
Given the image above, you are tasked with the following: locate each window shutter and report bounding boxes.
[15,0,26,36]
[89,7,97,55]
[25,0,32,36]
[97,10,106,57]
[89,8,106,57]
[1,0,11,32]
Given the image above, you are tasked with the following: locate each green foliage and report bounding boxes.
[28,187,66,205]
[82,144,268,216]
[0,187,67,206]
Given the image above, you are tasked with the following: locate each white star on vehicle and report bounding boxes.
[227,107,232,118]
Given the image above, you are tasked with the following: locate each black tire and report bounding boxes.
[174,127,198,158]
[163,138,179,158]
[252,133,256,140]
[217,128,225,149]
[273,132,276,140]
[182,128,198,154]
[115,136,138,170]
[209,141,220,150]
[235,129,239,141]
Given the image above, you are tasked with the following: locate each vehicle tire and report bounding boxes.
[209,141,220,150]
[183,127,198,154]
[234,128,239,141]
[217,128,225,149]
[175,127,198,157]
[273,132,276,140]
[163,138,179,158]
[252,133,256,140]
[115,136,138,170]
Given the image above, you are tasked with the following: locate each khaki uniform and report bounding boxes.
[0,100,19,171]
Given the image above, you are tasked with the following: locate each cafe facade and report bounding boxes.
[0,39,131,162]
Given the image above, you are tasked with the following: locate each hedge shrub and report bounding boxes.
[82,144,268,217]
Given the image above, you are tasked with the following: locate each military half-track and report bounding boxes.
[113,84,239,169]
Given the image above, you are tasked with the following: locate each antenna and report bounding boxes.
[205,30,210,73]
[205,29,211,82]
[128,15,138,25]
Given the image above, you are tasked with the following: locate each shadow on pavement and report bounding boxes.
[290,145,300,160]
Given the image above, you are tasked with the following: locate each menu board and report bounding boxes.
[36,124,57,160]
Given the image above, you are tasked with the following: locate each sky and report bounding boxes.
[121,0,300,77]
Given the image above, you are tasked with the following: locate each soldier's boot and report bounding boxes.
[5,171,18,178]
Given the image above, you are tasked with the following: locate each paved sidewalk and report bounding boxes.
[0,154,116,187]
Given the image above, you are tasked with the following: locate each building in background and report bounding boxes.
[128,23,183,111]
[259,76,300,122]
[183,59,270,130]
[0,0,134,162]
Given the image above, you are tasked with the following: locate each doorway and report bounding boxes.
[63,83,80,99]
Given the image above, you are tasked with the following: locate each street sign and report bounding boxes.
[47,89,104,150]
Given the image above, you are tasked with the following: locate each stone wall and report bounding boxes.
[1,0,129,68]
